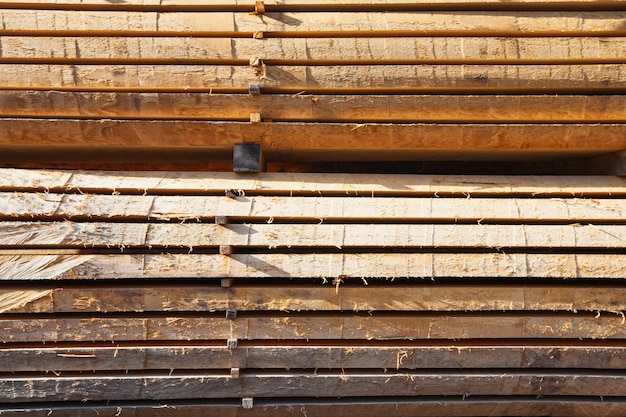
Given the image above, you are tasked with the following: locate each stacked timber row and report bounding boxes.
[0,1,626,416]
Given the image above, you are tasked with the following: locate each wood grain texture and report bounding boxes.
[3,284,626,314]
[2,222,624,250]
[2,344,625,372]
[1,120,624,156]
[4,169,626,196]
[2,371,625,402]
[2,92,626,122]
[3,193,625,222]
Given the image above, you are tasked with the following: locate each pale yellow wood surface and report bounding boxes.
[3,37,623,62]
[2,284,625,313]
[1,92,625,122]
[1,120,625,155]
[2,253,623,280]
[1,64,622,90]
[3,193,624,222]
[4,169,626,196]
[0,10,623,34]
[1,222,624,249]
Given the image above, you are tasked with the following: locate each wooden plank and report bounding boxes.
[2,371,625,402]
[1,121,626,157]
[4,169,626,196]
[2,314,626,342]
[1,64,623,90]
[2,222,625,250]
[4,284,626,314]
[0,10,623,35]
[3,401,626,417]
[3,37,624,62]
[2,194,625,222]
[2,92,626,122]
[2,344,626,372]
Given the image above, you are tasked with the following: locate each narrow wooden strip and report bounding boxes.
[2,314,626,342]
[1,64,623,89]
[2,194,624,222]
[3,283,626,314]
[3,401,626,417]
[2,371,626,402]
[3,169,625,196]
[1,121,626,156]
[1,222,625,250]
[2,345,625,372]
[0,10,622,34]
[2,92,626,123]
[3,37,625,62]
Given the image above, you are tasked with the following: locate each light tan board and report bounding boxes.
[4,169,626,196]
[0,10,624,34]
[2,92,626,122]
[3,37,624,62]
[3,284,626,313]
[2,345,626,372]
[2,193,625,222]
[2,372,625,402]
[1,64,623,90]
[2,222,625,249]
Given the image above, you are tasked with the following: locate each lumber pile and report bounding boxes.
[1,1,626,416]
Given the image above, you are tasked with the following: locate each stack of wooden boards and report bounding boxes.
[1,169,626,416]
[1,0,626,416]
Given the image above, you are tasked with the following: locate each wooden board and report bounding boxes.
[3,37,624,63]
[3,344,626,372]
[2,371,625,402]
[3,284,626,314]
[2,222,624,250]
[2,92,626,123]
[1,120,625,156]
[1,64,623,90]
[0,10,624,35]
[2,314,626,342]
[4,169,626,196]
[3,193,625,222]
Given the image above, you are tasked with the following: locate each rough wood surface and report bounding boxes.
[2,222,624,250]
[2,313,625,342]
[3,193,624,222]
[2,120,624,157]
[2,371,625,402]
[3,284,626,314]
[0,10,623,35]
[2,344,625,372]
[2,64,623,90]
[4,169,625,196]
[3,37,623,62]
[3,401,626,417]
[2,92,625,122]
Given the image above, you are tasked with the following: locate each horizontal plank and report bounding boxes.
[3,344,625,372]
[2,222,625,250]
[2,284,626,314]
[3,194,625,222]
[2,372,625,402]
[2,92,626,123]
[4,169,626,196]
[2,121,626,158]
[1,10,624,35]
[3,37,625,63]
[3,401,626,417]
[2,313,626,341]
[1,64,623,90]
